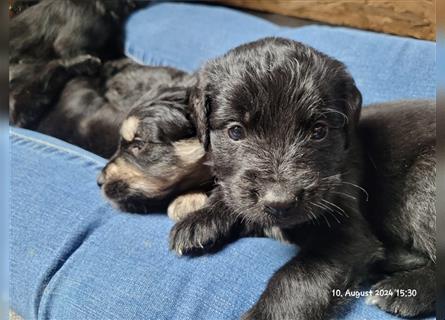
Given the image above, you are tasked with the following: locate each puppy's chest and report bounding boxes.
[262,225,314,246]
[263,226,290,243]
[262,223,341,248]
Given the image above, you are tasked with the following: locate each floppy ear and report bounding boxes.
[190,80,211,151]
[346,82,362,126]
[343,80,362,149]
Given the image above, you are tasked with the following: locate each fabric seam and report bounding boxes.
[10,131,105,166]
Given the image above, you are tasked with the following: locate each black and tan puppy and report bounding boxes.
[10,0,136,63]
[167,38,436,319]
[97,80,213,214]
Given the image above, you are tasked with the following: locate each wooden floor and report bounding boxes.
[215,0,435,40]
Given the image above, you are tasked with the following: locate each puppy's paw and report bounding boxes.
[366,276,432,317]
[169,214,221,255]
[167,192,208,222]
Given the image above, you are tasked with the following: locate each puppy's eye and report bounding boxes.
[311,122,328,141]
[129,138,144,155]
[227,125,245,141]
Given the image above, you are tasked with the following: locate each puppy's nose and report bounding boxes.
[264,201,295,217]
[97,172,105,187]
[262,185,298,217]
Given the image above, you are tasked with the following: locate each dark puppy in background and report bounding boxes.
[10,57,193,158]
[167,38,436,319]
[9,54,101,129]
[37,59,190,158]
[10,0,137,63]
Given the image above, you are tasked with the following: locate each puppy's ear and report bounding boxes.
[345,82,362,126]
[343,80,362,149]
[190,82,211,151]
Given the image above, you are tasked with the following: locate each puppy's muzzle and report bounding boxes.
[261,184,302,217]
[264,202,295,217]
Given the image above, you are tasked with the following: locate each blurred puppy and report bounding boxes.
[10,0,136,63]
[10,54,101,129]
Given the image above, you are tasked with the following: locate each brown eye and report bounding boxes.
[228,125,245,141]
[311,122,328,141]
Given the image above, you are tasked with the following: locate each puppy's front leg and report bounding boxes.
[243,234,369,320]
[169,189,239,255]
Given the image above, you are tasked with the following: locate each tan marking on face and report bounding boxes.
[173,138,205,166]
[167,192,208,221]
[103,158,181,197]
[120,116,139,141]
[112,158,144,178]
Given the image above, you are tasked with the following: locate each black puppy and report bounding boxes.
[167,99,436,318]
[360,100,436,317]
[9,54,101,129]
[170,37,382,319]
[168,37,436,319]
[10,0,136,63]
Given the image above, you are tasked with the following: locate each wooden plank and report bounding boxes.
[214,0,436,40]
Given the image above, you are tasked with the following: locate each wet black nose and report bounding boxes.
[264,201,295,217]
[97,173,105,187]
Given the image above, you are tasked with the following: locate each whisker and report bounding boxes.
[307,209,319,226]
[331,191,358,202]
[310,201,332,227]
[326,210,341,224]
[340,181,369,201]
[321,199,346,215]
[320,173,342,181]
[321,212,331,228]
[321,204,345,218]
[311,201,327,212]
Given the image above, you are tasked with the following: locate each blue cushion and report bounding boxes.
[11,128,432,320]
[11,2,435,320]
[125,2,435,105]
